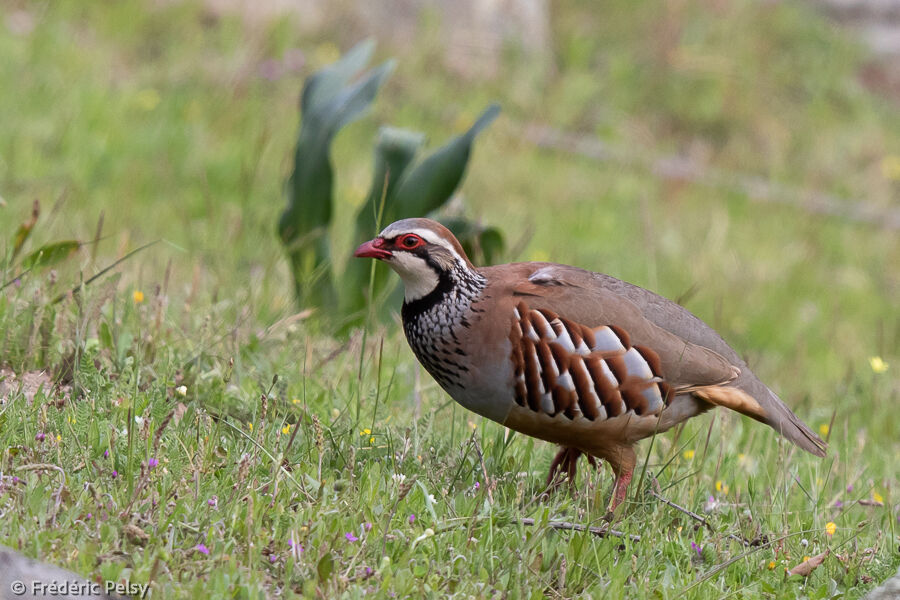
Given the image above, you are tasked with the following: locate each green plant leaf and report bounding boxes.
[279,58,395,245]
[11,200,40,261]
[392,104,500,217]
[328,61,395,133]
[301,39,375,116]
[357,126,425,235]
[21,240,80,270]
[478,227,505,264]
[316,552,334,582]
[440,218,505,266]
[278,40,394,310]
[341,127,425,321]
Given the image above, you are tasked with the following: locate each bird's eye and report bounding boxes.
[400,234,422,249]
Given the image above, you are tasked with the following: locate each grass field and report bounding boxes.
[0,0,898,597]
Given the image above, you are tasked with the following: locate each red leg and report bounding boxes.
[606,447,636,513]
[608,466,633,512]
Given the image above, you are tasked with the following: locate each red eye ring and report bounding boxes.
[399,234,423,249]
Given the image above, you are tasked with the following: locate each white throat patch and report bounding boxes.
[387,252,440,301]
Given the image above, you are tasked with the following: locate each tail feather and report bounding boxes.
[759,389,827,457]
[734,372,827,457]
[602,271,827,457]
[691,381,826,457]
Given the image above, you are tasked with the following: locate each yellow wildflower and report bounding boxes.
[683,449,695,460]
[248,422,253,432]
[869,356,888,374]
[880,155,900,181]
[819,423,829,437]
[468,421,477,430]
[282,424,291,435]
[291,398,301,405]
[133,290,144,304]
[56,434,61,442]
[529,249,550,262]
[716,480,729,494]
[313,42,340,66]
[369,436,375,444]
[135,89,161,112]
[767,561,776,570]
[873,491,884,504]
[825,522,836,536]
[360,428,371,436]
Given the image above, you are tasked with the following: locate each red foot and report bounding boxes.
[608,467,633,512]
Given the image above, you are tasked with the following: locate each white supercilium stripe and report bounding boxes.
[378,226,467,265]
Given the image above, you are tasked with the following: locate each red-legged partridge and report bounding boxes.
[355,218,826,511]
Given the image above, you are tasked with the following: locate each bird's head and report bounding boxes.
[354,218,475,301]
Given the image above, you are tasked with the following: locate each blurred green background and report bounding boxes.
[0,0,897,597]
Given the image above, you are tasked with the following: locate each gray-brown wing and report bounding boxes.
[489,262,826,456]
[493,263,739,391]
